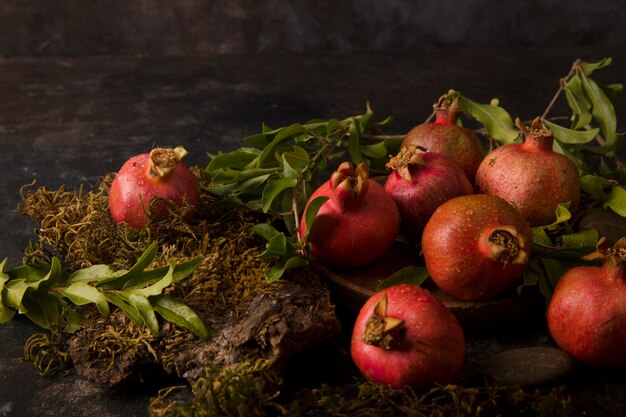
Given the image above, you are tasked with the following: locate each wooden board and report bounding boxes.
[315,242,545,331]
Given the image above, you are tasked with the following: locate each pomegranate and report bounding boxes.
[547,238,626,368]
[109,146,200,229]
[351,284,465,390]
[403,97,484,181]
[384,145,473,237]
[475,117,580,226]
[300,161,399,268]
[421,194,532,301]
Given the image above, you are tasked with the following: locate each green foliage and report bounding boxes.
[0,242,208,338]
[521,204,601,305]
[376,265,430,291]
[205,107,397,227]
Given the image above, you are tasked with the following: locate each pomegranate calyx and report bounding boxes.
[362,294,404,350]
[485,226,528,264]
[386,146,426,182]
[584,237,626,269]
[149,146,189,178]
[434,94,461,125]
[330,162,370,209]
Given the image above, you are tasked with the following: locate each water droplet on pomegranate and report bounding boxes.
[466,209,474,215]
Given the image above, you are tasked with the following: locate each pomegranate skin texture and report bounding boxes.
[421,194,532,301]
[109,146,200,229]
[475,117,580,226]
[547,239,626,368]
[384,146,473,237]
[402,99,484,182]
[351,284,465,390]
[300,161,400,268]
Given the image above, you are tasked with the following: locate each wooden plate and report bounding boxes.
[315,242,544,330]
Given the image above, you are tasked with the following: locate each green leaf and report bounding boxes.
[123,292,159,335]
[265,256,308,282]
[134,261,175,297]
[261,178,298,213]
[4,279,30,313]
[0,259,16,323]
[251,223,282,242]
[61,282,110,316]
[103,292,144,328]
[542,119,599,145]
[68,264,118,283]
[348,117,363,165]
[362,141,390,159]
[457,96,518,144]
[282,146,310,174]
[580,174,612,200]
[376,266,430,291]
[560,229,599,249]
[258,124,306,168]
[532,227,554,248]
[564,83,592,130]
[604,186,626,217]
[304,196,330,241]
[207,148,261,172]
[580,74,619,150]
[257,233,287,261]
[579,57,612,76]
[97,242,158,290]
[21,291,63,330]
[151,294,208,339]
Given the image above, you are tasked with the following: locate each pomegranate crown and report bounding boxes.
[583,237,626,269]
[149,146,188,178]
[516,117,553,141]
[361,293,404,350]
[329,161,370,209]
[434,94,461,125]
[386,145,426,182]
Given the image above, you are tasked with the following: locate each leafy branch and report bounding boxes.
[0,242,208,339]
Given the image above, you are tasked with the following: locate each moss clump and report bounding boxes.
[149,359,571,417]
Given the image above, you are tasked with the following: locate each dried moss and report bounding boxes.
[19,168,281,378]
[23,331,72,377]
[149,360,571,417]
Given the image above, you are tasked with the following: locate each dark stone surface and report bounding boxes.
[481,347,576,387]
[0,47,625,416]
[0,1,625,57]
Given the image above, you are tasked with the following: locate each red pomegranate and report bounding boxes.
[109,146,200,229]
[351,284,465,390]
[547,238,626,368]
[475,117,580,226]
[300,161,400,268]
[403,97,484,182]
[384,145,473,237]
[422,194,532,301]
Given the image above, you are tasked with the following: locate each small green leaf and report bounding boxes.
[97,242,158,290]
[304,196,330,241]
[560,229,599,249]
[362,141,390,159]
[604,186,626,217]
[207,148,261,172]
[580,74,619,151]
[457,96,518,144]
[251,223,282,242]
[151,294,208,339]
[21,291,63,330]
[61,282,110,316]
[542,119,599,145]
[123,292,159,335]
[532,227,554,248]
[257,233,288,261]
[103,292,144,327]
[261,178,298,213]
[134,261,175,297]
[579,57,612,76]
[282,146,310,174]
[580,174,612,200]
[257,124,306,168]
[68,264,118,283]
[265,256,308,282]
[4,279,30,313]
[376,266,430,291]
[564,86,592,130]
[348,117,363,165]
[0,259,16,323]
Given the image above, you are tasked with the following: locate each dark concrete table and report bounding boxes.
[1,46,625,416]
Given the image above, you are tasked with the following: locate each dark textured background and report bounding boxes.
[0,0,625,57]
